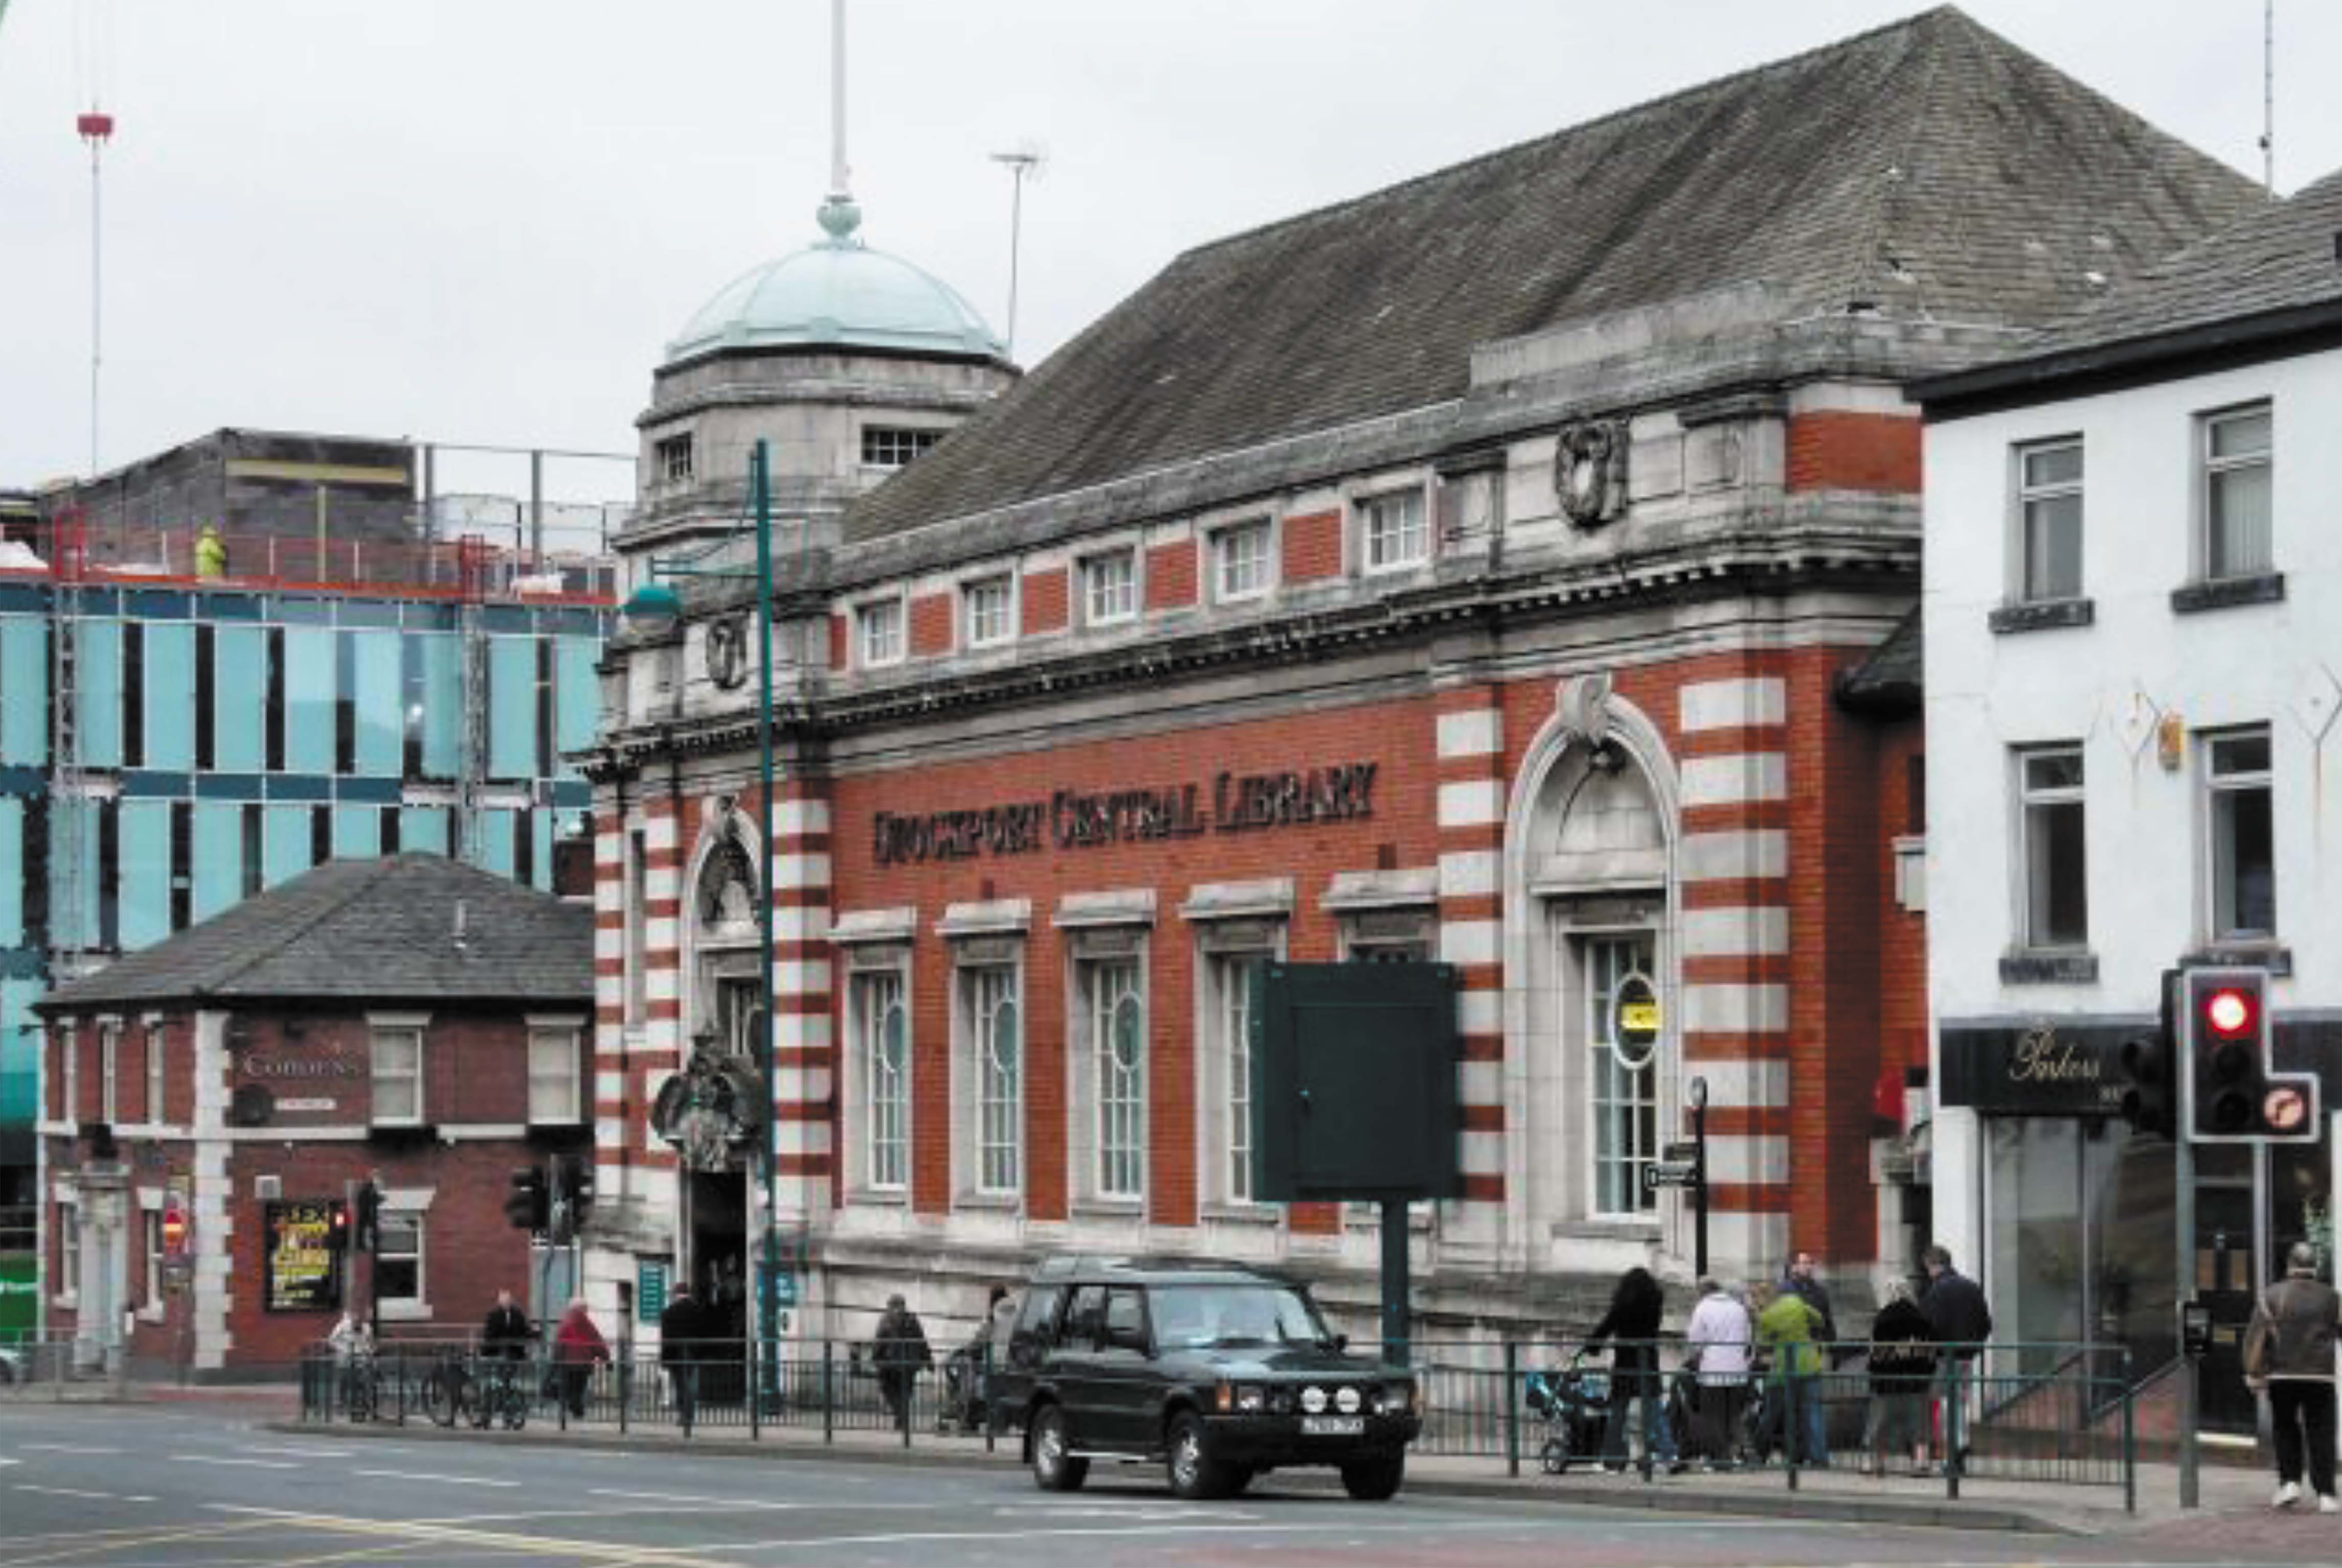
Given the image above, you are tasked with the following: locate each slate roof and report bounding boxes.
[1835,606,1924,714]
[38,855,592,1012]
[847,6,2259,547]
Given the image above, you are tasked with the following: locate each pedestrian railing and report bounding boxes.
[0,1332,110,1399]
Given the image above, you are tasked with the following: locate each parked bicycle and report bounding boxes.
[421,1352,529,1430]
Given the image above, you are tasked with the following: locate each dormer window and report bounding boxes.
[1083,551,1138,625]
[1361,489,1428,572]
[858,598,905,667]
[655,434,695,486]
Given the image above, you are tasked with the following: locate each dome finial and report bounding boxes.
[817,193,862,243]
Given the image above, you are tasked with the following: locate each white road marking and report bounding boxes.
[18,1443,122,1454]
[13,1483,153,1501]
[590,1488,805,1508]
[236,1443,351,1458]
[354,1468,522,1488]
[169,1453,301,1469]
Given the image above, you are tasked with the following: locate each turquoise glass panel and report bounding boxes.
[1,618,47,767]
[44,797,98,950]
[418,633,461,779]
[399,806,451,856]
[555,637,599,768]
[264,805,312,887]
[192,801,243,922]
[283,626,337,775]
[119,801,171,950]
[479,808,517,877]
[489,638,537,780]
[213,625,266,772]
[0,979,40,1126]
[531,809,554,891]
[0,798,20,946]
[352,631,401,776]
[78,620,123,767]
[332,805,381,859]
[143,623,197,771]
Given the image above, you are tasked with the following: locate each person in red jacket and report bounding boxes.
[553,1298,609,1419]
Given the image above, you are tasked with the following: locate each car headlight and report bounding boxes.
[1335,1385,1362,1415]
[1374,1381,1414,1414]
[1235,1383,1265,1412]
[1268,1386,1298,1415]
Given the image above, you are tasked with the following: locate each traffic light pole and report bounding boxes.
[2177,1133,2198,1510]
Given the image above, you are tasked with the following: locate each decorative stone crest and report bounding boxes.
[1554,670,1616,748]
[1554,417,1629,528]
[704,612,750,690]
[650,1037,766,1172]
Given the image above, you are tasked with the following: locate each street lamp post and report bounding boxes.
[625,438,783,1400]
[1687,1075,1710,1279]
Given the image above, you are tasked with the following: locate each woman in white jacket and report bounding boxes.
[1684,1278,1753,1468]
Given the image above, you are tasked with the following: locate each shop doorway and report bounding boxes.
[687,1169,748,1399]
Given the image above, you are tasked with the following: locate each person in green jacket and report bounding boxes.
[1753,1280,1828,1466]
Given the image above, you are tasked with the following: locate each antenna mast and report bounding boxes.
[991,147,1044,359]
[76,0,116,475]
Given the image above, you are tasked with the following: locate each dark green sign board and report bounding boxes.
[1250,962,1462,1202]
[637,1260,668,1324]
[0,1256,35,1343]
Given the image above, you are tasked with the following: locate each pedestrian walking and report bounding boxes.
[2244,1241,2342,1512]
[1754,1277,1828,1466]
[1783,1249,1838,1464]
[1919,1244,1992,1469]
[873,1292,932,1429]
[1586,1265,1679,1474]
[1861,1279,1936,1475]
[478,1287,533,1412]
[660,1282,705,1436]
[552,1298,609,1420]
[1683,1277,1753,1469]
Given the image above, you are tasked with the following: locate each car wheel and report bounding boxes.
[1340,1451,1405,1502]
[1165,1411,1234,1501]
[1030,1404,1087,1492]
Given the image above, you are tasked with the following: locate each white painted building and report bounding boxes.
[1914,169,2342,1426]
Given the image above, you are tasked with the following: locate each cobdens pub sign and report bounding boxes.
[872,762,1378,867]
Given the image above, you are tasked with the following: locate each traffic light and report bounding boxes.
[560,1155,597,1220]
[326,1201,351,1254]
[2184,968,2318,1143]
[353,1180,383,1253]
[503,1166,548,1231]
[2117,1030,2176,1141]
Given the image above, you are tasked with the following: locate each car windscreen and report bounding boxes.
[1147,1282,1331,1349]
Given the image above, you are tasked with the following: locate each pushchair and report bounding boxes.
[938,1341,990,1434]
[1525,1349,1611,1474]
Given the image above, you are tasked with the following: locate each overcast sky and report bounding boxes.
[2,1,2335,503]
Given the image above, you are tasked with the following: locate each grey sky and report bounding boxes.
[2,1,2334,503]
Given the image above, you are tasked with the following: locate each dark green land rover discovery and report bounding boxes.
[994,1255,1420,1501]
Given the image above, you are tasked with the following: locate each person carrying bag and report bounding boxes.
[2245,1243,2342,1513]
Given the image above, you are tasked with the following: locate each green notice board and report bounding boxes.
[638,1260,668,1324]
[0,1256,36,1343]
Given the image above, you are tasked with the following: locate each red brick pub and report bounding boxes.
[580,13,2255,1338]
[35,857,590,1377]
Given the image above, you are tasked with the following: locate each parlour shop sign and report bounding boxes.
[1938,1020,2127,1117]
[872,763,1379,867]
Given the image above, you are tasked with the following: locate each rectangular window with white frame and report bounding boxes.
[144,1021,165,1125]
[1075,953,1147,1201]
[964,575,1014,647]
[861,426,944,471]
[1360,488,1428,572]
[100,1020,119,1124]
[1083,551,1138,626]
[374,1211,422,1306]
[1584,933,1659,1218]
[853,966,911,1192]
[857,598,904,667]
[1213,520,1272,601]
[1199,944,1274,1206]
[61,1027,78,1122]
[2204,728,2275,942]
[963,964,1022,1196]
[526,1024,582,1125]
[2017,745,2088,949]
[57,1201,79,1302]
[370,1021,426,1125]
[2201,404,2272,581]
[142,1205,163,1308]
[2014,439,2083,602]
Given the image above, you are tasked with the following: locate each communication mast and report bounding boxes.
[75,0,117,474]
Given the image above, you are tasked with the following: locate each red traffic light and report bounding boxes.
[2203,986,2258,1038]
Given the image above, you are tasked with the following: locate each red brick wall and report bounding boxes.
[1022,567,1069,635]
[1282,510,1344,582]
[1145,541,1197,610]
[909,592,953,658]
[1786,412,1922,494]
[829,613,849,670]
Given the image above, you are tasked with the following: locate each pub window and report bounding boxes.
[374,1211,423,1305]
[2204,728,2274,942]
[370,1022,426,1125]
[527,1025,583,1125]
[2017,744,2088,949]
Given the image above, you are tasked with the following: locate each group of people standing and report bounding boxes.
[1579,1244,1993,1474]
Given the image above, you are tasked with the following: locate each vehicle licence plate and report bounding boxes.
[1301,1415,1365,1436]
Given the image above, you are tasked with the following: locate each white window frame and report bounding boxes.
[60,1025,78,1123]
[1199,945,1277,1207]
[856,597,905,668]
[373,1210,424,1308]
[852,965,912,1193]
[1212,520,1274,602]
[142,1202,164,1311]
[143,1017,165,1126]
[2200,403,2273,581]
[1583,933,1660,1220]
[2203,726,2276,943]
[963,574,1015,648]
[368,1015,428,1126]
[1359,488,1429,573]
[56,1200,80,1306]
[2013,437,2084,603]
[526,1020,583,1125]
[1077,955,1147,1201]
[1082,550,1138,626]
[99,1019,120,1124]
[966,964,1023,1197]
[860,425,944,472]
[655,433,695,486]
[2016,744,2089,951]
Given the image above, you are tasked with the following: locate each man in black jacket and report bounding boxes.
[660,1283,705,1436]
[1585,1266,1679,1474]
[1862,1280,1936,1474]
[1920,1245,1993,1471]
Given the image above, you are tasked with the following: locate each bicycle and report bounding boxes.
[472,1360,529,1430]
[340,1353,380,1424]
[421,1353,475,1429]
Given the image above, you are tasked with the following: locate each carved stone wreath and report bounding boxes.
[704,612,750,690]
[1554,417,1629,528]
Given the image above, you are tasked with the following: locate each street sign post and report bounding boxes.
[1643,1160,1698,1190]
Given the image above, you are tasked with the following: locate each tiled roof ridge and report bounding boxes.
[1174,5,1965,270]
[189,858,394,998]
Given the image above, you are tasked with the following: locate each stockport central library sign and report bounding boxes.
[872,762,1379,867]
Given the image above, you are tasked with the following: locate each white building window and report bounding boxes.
[1214,521,1272,600]
[966,966,1022,1195]
[370,1024,425,1125]
[964,576,1013,647]
[1202,951,1266,1205]
[374,1212,423,1305]
[856,969,911,1191]
[60,1028,78,1122]
[857,598,904,666]
[655,433,695,485]
[1079,957,1147,1200]
[2017,745,2088,949]
[1361,489,1428,572]
[2015,439,2083,602]
[2202,405,2272,580]
[1083,551,1137,625]
[527,1026,582,1124]
[57,1201,79,1301]
[144,1022,165,1126]
[142,1205,163,1308]
[2205,729,2275,942]
[1585,935,1658,1217]
[861,426,944,471]
[99,1020,119,1124]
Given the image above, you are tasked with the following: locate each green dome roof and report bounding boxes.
[665,199,1006,367]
